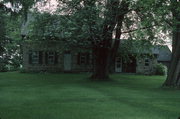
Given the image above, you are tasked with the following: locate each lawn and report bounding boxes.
[0,72,180,119]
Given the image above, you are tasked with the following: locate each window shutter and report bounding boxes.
[45,52,48,65]
[54,52,58,64]
[91,57,93,66]
[77,52,80,65]
[39,51,43,64]
[29,51,32,64]
[86,52,90,65]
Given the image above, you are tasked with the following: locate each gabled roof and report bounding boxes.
[155,45,172,62]
[119,39,163,54]
[119,40,172,61]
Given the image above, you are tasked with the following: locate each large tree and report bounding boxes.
[163,0,180,87]
[54,0,166,80]
[18,0,166,80]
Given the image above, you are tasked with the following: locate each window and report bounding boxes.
[145,58,150,66]
[80,53,86,64]
[77,52,90,65]
[48,52,55,64]
[29,51,39,64]
[45,51,58,65]
[32,51,39,64]
[29,51,43,65]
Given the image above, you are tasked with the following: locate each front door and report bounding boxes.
[115,57,122,72]
[122,56,136,73]
[64,53,72,71]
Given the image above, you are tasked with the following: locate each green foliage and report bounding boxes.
[30,13,67,40]
[118,39,155,62]
[0,9,7,55]
[0,9,8,72]
[29,0,173,48]
[123,0,170,45]
[0,7,22,71]
[0,60,8,72]
[58,0,171,46]
[1,0,42,17]
[154,63,167,75]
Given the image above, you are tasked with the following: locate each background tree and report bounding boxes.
[0,6,8,71]
[0,9,6,56]
[0,0,41,71]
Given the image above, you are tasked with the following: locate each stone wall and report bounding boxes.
[22,41,92,72]
[23,41,158,74]
[136,56,157,75]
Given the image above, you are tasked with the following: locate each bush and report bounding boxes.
[154,63,167,75]
[0,63,8,72]
[19,68,28,73]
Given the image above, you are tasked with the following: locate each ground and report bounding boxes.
[0,72,180,119]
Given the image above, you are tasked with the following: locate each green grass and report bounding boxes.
[0,72,180,119]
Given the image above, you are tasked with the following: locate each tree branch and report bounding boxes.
[0,2,13,13]
[121,25,159,34]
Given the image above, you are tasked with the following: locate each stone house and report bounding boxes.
[22,40,171,74]
[21,13,172,74]
[22,41,92,72]
[114,52,158,75]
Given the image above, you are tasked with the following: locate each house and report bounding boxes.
[114,49,159,74]
[21,13,172,74]
[22,41,92,72]
[22,40,171,74]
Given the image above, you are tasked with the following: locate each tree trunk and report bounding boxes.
[163,40,180,87]
[89,0,129,81]
[163,6,180,87]
[90,46,110,80]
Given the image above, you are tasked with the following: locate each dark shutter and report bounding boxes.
[39,51,43,64]
[86,52,90,65]
[45,52,48,65]
[77,52,80,65]
[54,52,58,64]
[92,54,95,66]
[29,51,32,64]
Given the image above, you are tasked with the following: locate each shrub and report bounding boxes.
[0,63,8,72]
[154,63,167,76]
